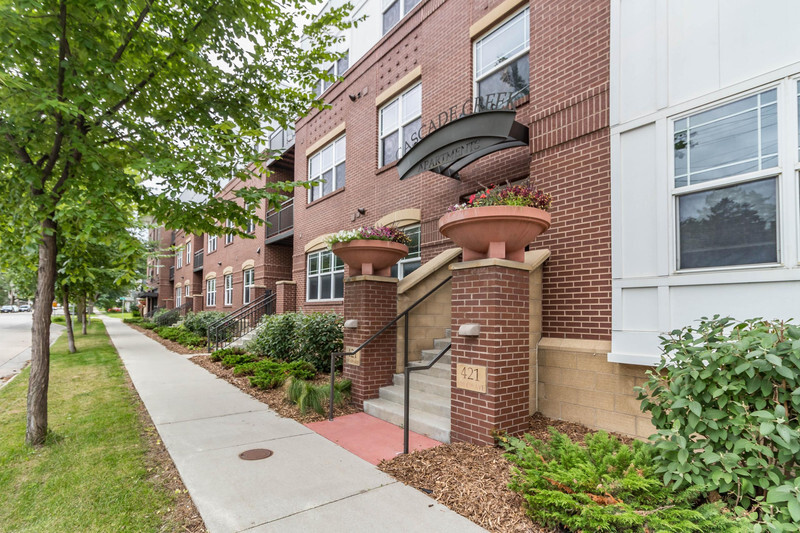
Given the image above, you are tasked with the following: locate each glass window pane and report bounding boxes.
[402,118,421,157]
[674,130,688,179]
[477,55,529,99]
[310,153,320,178]
[402,85,421,123]
[321,145,333,170]
[402,260,421,278]
[404,0,420,15]
[688,109,758,175]
[689,95,757,127]
[308,276,319,300]
[678,178,777,269]
[335,136,346,162]
[382,131,400,166]
[334,255,344,269]
[380,100,399,136]
[761,88,777,104]
[333,272,344,298]
[476,10,528,78]
[322,169,333,195]
[321,251,331,273]
[320,274,332,299]
[406,226,421,257]
[309,254,319,274]
[383,1,400,34]
[337,52,349,75]
[335,162,345,189]
[761,103,778,161]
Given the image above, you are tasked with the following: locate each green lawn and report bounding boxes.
[102,311,135,320]
[0,321,181,532]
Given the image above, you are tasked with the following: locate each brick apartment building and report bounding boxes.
[143,0,800,442]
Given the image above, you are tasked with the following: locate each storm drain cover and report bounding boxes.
[239,448,273,460]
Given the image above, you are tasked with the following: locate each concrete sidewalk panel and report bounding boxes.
[136,386,264,425]
[173,432,396,532]
[156,410,311,455]
[249,481,486,533]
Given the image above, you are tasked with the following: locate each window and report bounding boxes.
[382,0,420,35]
[243,268,254,304]
[206,279,216,306]
[208,234,217,253]
[390,225,421,279]
[307,250,344,301]
[314,51,350,97]
[379,83,421,166]
[308,135,345,202]
[185,284,191,298]
[673,89,779,269]
[225,220,234,245]
[474,8,530,100]
[186,242,192,264]
[175,287,181,307]
[224,274,233,306]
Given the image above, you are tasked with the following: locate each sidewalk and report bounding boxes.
[101,317,486,533]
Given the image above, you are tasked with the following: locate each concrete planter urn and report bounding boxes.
[331,240,409,276]
[438,205,551,262]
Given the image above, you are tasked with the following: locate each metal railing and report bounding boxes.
[169,266,174,281]
[154,301,192,327]
[404,342,451,453]
[266,198,293,239]
[193,249,204,271]
[146,306,163,319]
[207,292,276,352]
[328,275,452,453]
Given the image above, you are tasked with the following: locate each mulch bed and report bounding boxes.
[126,323,206,356]
[190,355,361,423]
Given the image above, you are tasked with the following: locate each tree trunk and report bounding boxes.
[26,218,57,446]
[63,285,76,353]
[78,295,87,335]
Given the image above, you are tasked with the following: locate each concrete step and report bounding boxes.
[229,328,259,348]
[421,347,450,365]
[433,337,451,351]
[407,360,450,380]
[393,371,450,399]
[363,398,450,443]
[378,385,451,418]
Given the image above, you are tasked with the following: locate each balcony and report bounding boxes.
[193,249,204,271]
[265,198,294,244]
[169,266,174,281]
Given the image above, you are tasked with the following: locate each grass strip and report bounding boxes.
[0,320,180,532]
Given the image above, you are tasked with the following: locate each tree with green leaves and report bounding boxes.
[0,0,349,445]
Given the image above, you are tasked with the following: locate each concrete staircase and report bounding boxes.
[363,334,452,443]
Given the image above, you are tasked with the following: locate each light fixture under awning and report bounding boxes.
[397,110,529,181]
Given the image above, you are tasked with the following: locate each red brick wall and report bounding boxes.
[450,264,531,444]
[292,0,611,340]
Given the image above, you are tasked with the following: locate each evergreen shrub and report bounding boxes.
[638,316,800,530]
[248,360,316,390]
[502,430,747,532]
[220,352,257,368]
[209,346,247,362]
[153,325,205,348]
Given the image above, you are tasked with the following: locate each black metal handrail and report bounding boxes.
[154,301,191,327]
[146,306,163,319]
[207,292,276,352]
[328,274,452,426]
[404,343,451,453]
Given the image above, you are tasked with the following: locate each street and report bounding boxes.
[0,312,65,385]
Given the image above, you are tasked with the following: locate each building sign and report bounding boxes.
[455,363,488,393]
[397,108,529,181]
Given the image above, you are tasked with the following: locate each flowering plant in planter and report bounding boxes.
[325,225,411,249]
[447,180,552,212]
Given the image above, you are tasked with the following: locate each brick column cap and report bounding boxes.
[345,275,399,284]
[276,280,297,286]
[450,258,533,272]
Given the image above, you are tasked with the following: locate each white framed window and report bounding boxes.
[308,135,345,202]
[206,279,216,306]
[176,248,182,268]
[225,220,234,245]
[474,7,530,101]
[672,88,779,270]
[314,51,350,97]
[390,225,421,279]
[208,234,217,253]
[224,273,233,306]
[175,287,182,307]
[243,268,254,304]
[379,83,421,167]
[307,250,344,301]
[185,284,191,298]
[382,0,420,35]
[186,241,192,264]
[246,203,257,234]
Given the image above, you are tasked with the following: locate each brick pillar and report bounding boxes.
[342,275,398,409]
[275,281,297,314]
[252,285,269,300]
[450,259,531,445]
[192,294,204,313]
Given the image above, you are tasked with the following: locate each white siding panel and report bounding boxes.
[621,287,659,331]
[619,125,659,277]
[668,0,720,106]
[670,282,800,326]
[618,0,657,122]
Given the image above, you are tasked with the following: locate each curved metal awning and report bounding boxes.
[397,110,529,181]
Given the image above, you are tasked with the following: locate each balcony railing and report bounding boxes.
[169,266,174,281]
[266,198,293,240]
[193,249,204,271]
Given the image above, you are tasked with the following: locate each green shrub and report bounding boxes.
[182,311,227,337]
[502,429,747,532]
[221,352,258,368]
[131,308,141,318]
[247,313,302,361]
[123,317,143,324]
[638,316,800,530]
[285,377,351,415]
[210,346,247,362]
[246,312,343,372]
[153,325,205,348]
[232,361,260,376]
[151,308,168,321]
[248,360,317,390]
[298,312,344,372]
[139,321,157,330]
[51,316,66,324]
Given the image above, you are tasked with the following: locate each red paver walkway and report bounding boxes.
[305,412,442,465]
